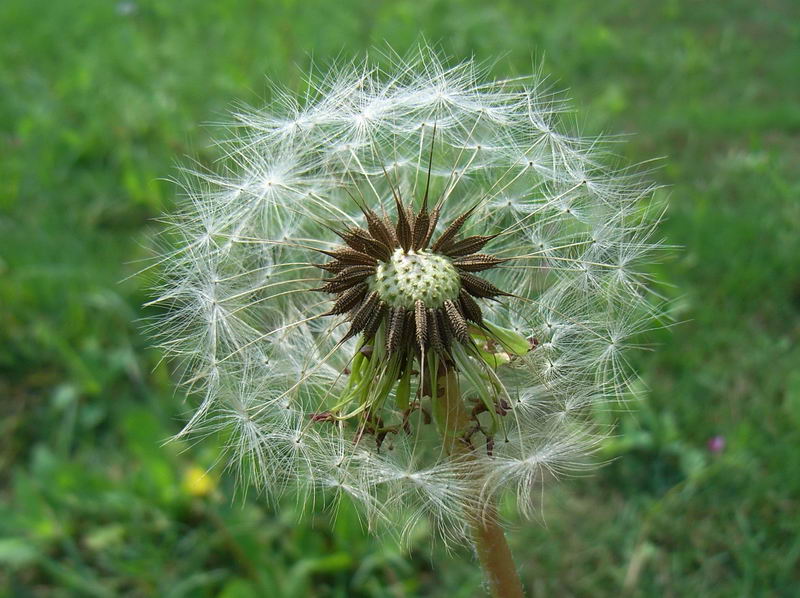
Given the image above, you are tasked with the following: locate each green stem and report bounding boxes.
[436,368,525,598]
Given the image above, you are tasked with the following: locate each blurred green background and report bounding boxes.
[1,0,799,596]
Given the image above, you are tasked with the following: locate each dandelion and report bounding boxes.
[149,46,662,597]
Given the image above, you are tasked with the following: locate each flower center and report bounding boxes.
[370,248,461,309]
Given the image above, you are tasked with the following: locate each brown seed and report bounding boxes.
[318,279,354,294]
[341,227,392,261]
[412,207,430,251]
[458,288,483,323]
[363,301,388,340]
[335,226,368,250]
[386,307,406,354]
[460,272,508,299]
[431,205,476,253]
[362,208,396,249]
[421,205,441,249]
[394,199,413,252]
[401,310,416,354]
[427,308,443,354]
[453,254,506,272]
[381,215,399,247]
[319,247,377,266]
[444,300,469,343]
[318,265,375,293]
[343,291,380,340]
[314,261,348,273]
[328,264,376,282]
[436,308,453,348]
[326,282,368,315]
[414,300,428,348]
[441,234,496,258]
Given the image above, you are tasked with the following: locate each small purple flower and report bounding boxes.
[707,435,725,454]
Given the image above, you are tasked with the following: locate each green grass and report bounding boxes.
[1,0,799,595]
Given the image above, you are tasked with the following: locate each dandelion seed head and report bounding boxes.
[149,46,662,542]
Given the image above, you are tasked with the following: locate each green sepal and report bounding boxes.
[395,361,412,410]
[482,320,530,356]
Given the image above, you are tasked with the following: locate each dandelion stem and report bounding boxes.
[437,368,525,598]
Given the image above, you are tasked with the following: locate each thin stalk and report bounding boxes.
[436,368,525,598]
